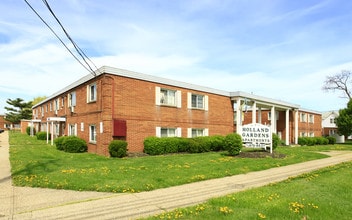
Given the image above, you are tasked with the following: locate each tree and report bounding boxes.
[336,99,352,138]
[322,70,352,99]
[32,96,47,106]
[4,98,33,124]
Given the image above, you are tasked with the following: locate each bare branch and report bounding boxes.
[322,70,352,99]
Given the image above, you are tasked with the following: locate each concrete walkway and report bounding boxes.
[1,131,352,220]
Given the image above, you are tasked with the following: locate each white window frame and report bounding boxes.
[89,124,97,143]
[156,127,181,137]
[68,91,77,107]
[309,114,314,123]
[87,83,97,103]
[300,113,307,122]
[68,124,77,136]
[155,87,181,108]
[187,92,208,110]
[187,128,209,138]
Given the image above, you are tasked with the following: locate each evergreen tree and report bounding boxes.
[4,98,33,124]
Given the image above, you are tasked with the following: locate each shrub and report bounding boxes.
[188,137,212,153]
[144,137,164,155]
[326,136,336,145]
[272,133,280,150]
[62,136,87,153]
[315,137,329,145]
[224,133,242,156]
[209,135,225,151]
[109,140,128,158]
[54,136,66,151]
[143,135,226,155]
[298,137,307,146]
[36,131,50,140]
[26,126,36,135]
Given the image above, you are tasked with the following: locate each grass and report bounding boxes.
[145,161,352,219]
[9,131,352,193]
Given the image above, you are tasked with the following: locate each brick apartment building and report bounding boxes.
[32,66,322,155]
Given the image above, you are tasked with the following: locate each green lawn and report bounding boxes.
[9,131,352,193]
[145,162,352,219]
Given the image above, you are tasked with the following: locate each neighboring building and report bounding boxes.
[322,110,345,143]
[322,111,339,136]
[32,66,322,155]
[0,115,11,130]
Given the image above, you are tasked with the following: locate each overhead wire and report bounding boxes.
[41,0,99,76]
[23,0,98,77]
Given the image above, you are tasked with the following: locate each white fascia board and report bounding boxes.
[230,91,300,110]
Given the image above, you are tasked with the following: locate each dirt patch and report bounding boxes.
[237,151,286,159]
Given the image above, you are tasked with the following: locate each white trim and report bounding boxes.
[176,90,182,108]
[155,87,161,106]
[187,92,192,109]
[156,126,161,137]
[204,95,209,111]
[187,128,192,138]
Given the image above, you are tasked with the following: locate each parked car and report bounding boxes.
[0,128,4,133]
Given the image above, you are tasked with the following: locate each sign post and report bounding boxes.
[241,123,272,153]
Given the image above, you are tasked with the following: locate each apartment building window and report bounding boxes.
[300,113,307,122]
[69,124,77,136]
[308,114,314,123]
[54,99,59,113]
[41,106,44,117]
[309,132,314,137]
[49,103,52,112]
[187,93,209,110]
[155,87,181,107]
[68,91,77,107]
[89,125,97,143]
[87,83,97,102]
[188,128,209,137]
[156,127,181,137]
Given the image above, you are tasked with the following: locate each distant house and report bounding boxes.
[0,115,12,130]
[32,66,323,156]
[322,111,345,143]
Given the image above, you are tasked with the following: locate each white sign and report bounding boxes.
[241,123,272,153]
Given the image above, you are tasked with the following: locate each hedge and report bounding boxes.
[298,136,329,146]
[54,136,87,153]
[108,140,128,158]
[143,135,228,156]
[36,131,50,140]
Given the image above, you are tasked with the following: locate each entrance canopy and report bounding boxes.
[230,91,300,145]
[46,117,66,145]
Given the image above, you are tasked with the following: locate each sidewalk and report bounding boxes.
[1,131,352,220]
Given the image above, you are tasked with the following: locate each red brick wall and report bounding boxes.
[110,74,234,152]
[33,73,234,155]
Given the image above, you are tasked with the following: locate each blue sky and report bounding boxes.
[1,0,352,114]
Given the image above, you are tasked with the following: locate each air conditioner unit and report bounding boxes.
[70,106,75,113]
[55,110,58,115]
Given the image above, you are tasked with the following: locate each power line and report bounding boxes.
[23,0,98,77]
[41,0,99,76]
